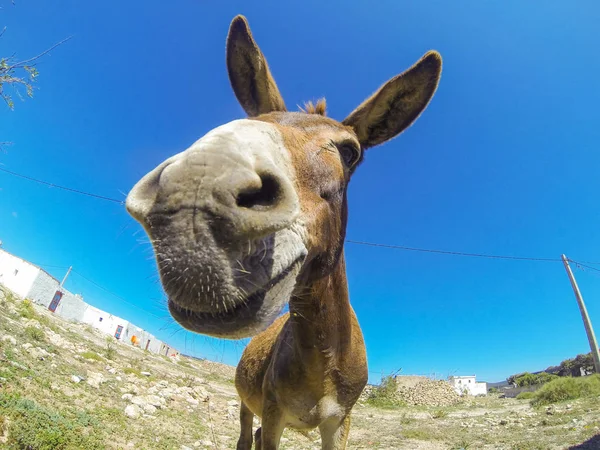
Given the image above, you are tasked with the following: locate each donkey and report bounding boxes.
[126,15,441,450]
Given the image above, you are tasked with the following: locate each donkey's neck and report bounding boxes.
[289,254,353,358]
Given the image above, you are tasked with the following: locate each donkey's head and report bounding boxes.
[126,16,441,339]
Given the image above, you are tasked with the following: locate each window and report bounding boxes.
[48,291,63,312]
[145,340,151,351]
[114,325,124,339]
[468,380,472,383]
[14,269,18,276]
[99,317,103,322]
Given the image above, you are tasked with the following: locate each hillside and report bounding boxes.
[1,286,600,449]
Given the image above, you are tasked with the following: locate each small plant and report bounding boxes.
[80,351,103,362]
[432,409,449,419]
[366,375,404,409]
[18,299,37,320]
[516,391,536,400]
[451,439,472,450]
[24,326,45,342]
[1,288,17,304]
[123,367,142,377]
[104,337,117,361]
[531,375,600,406]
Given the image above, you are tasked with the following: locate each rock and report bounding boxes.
[141,371,151,377]
[124,404,141,419]
[10,361,28,371]
[143,404,157,414]
[131,396,147,407]
[227,399,239,407]
[21,343,33,350]
[86,372,105,389]
[499,419,508,425]
[186,397,200,408]
[1,416,10,444]
[145,395,165,408]
[71,375,82,383]
[122,394,134,401]
[1,335,16,346]
[181,445,193,450]
[385,377,462,407]
[116,376,122,382]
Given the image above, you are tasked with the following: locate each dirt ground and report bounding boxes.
[1,287,599,449]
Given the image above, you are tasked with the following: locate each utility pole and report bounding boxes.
[561,254,600,374]
[60,266,72,288]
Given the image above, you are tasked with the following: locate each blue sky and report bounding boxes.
[1,0,600,383]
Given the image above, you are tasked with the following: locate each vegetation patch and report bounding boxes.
[516,391,536,400]
[24,326,46,342]
[366,375,405,409]
[531,375,600,406]
[80,351,103,362]
[18,299,37,320]
[0,392,104,450]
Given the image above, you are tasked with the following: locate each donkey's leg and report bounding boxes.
[236,401,254,450]
[319,415,351,450]
[254,427,262,449]
[260,398,286,450]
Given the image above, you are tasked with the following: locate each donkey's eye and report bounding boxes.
[337,143,361,167]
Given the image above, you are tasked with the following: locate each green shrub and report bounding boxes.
[366,376,404,409]
[511,372,558,387]
[123,367,142,377]
[531,375,600,406]
[432,409,449,419]
[0,392,103,450]
[25,326,46,342]
[18,299,37,320]
[104,337,116,361]
[516,391,536,400]
[80,351,103,362]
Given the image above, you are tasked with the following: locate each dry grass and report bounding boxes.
[1,287,599,449]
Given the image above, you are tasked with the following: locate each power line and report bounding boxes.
[345,240,562,262]
[569,260,600,274]
[2,166,597,265]
[71,269,164,319]
[0,167,125,205]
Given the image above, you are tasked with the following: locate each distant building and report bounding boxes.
[448,375,487,396]
[0,248,176,356]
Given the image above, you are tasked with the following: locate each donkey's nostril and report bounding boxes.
[236,173,282,210]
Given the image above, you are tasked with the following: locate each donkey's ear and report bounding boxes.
[226,15,287,117]
[342,51,442,149]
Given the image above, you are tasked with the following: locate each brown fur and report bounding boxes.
[300,98,327,116]
[229,14,442,448]
[126,14,441,449]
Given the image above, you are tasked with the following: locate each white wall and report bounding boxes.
[28,270,61,308]
[1,249,175,356]
[449,376,488,396]
[54,292,88,322]
[0,249,41,298]
[82,305,129,339]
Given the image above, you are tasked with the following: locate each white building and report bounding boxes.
[0,248,175,354]
[81,304,130,341]
[448,375,487,396]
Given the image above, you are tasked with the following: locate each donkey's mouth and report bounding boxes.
[167,255,304,339]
